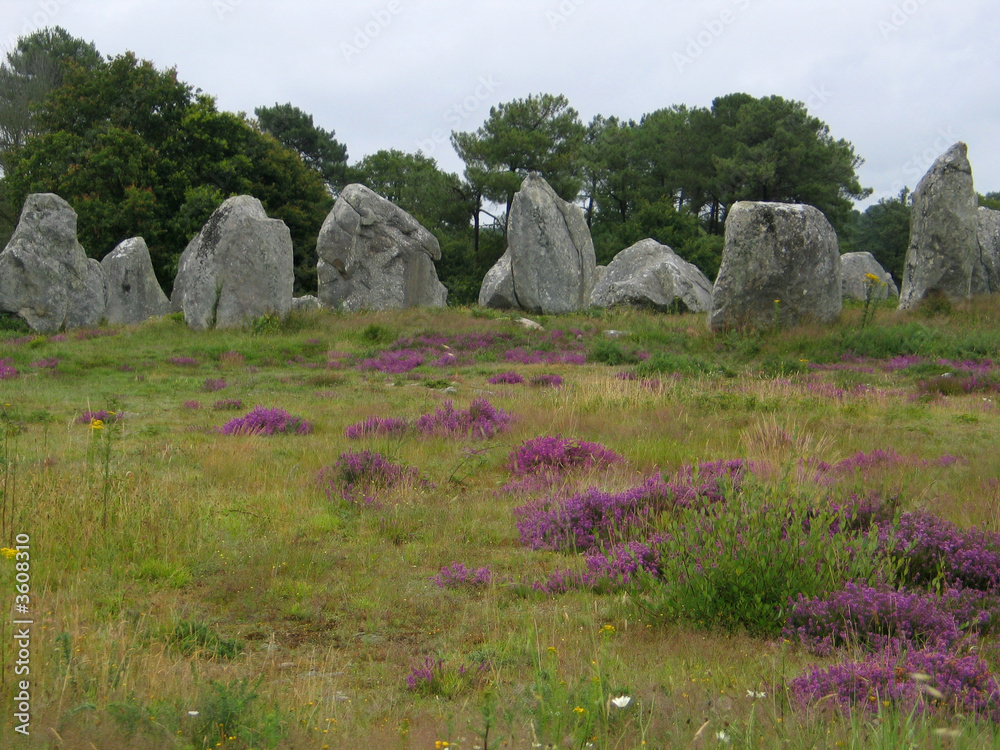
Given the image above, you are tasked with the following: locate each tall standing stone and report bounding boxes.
[709,201,841,331]
[898,142,978,310]
[171,195,293,330]
[0,193,105,333]
[499,172,596,314]
[101,237,170,325]
[316,184,447,311]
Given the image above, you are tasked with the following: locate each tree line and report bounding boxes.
[1,27,988,304]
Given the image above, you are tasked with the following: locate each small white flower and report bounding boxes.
[716,730,731,744]
[610,695,632,709]
[746,689,766,699]
[187,710,200,716]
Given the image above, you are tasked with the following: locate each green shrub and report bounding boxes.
[636,481,891,635]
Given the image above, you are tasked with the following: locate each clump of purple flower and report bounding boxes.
[358,350,424,374]
[0,359,18,380]
[487,372,524,385]
[183,400,201,410]
[75,410,121,425]
[344,415,410,440]
[790,643,1000,721]
[433,562,493,590]
[404,655,489,696]
[415,398,513,440]
[508,435,623,480]
[212,399,243,411]
[878,511,1000,591]
[217,406,312,436]
[167,356,198,367]
[31,357,59,370]
[321,449,420,506]
[202,377,227,392]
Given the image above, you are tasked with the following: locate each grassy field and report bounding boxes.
[1,300,999,749]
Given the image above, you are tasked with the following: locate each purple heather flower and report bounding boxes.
[217,406,312,436]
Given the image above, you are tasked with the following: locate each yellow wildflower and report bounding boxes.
[90,419,105,430]
[864,272,881,283]
[573,706,586,715]
[1,548,16,559]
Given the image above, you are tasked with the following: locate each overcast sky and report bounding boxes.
[4,0,997,209]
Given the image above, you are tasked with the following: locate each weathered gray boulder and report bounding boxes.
[316,184,447,311]
[478,250,517,309]
[591,238,713,313]
[972,207,1000,295]
[291,295,322,312]
[101,237,170,325]
[841,252,898,301]
[899,142,979,310]
[171,195,293,330]
[0,193,105,333]
[495,173,596,314]
[709,201,841,331]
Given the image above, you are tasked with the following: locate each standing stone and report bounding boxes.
[478,250,517,309]
[591,238,714,313]
[171,195,293,330]
[709,201,841,331]
[498,172,596,314]
[0,193,105,333]
[101,237,170,325]
[972,207,1000,296]
[898,142,978,310]
[841,252,899,301]
[316,184,447,311]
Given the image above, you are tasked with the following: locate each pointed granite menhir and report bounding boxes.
[899,142,978,310]
[0,193,105,333]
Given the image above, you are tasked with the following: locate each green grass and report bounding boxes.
[0,301,998,748]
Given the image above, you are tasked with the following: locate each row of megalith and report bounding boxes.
[0,141,995,333]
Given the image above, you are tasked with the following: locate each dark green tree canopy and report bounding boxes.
[850,188,912,283]
[0,38,332,293]
[451,93,586,216]
[0,26,102,156]
[255,102,349,192]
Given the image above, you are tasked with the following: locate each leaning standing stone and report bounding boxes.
[316,184,447,311]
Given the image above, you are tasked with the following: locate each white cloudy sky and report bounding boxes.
[4,0,998,208]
